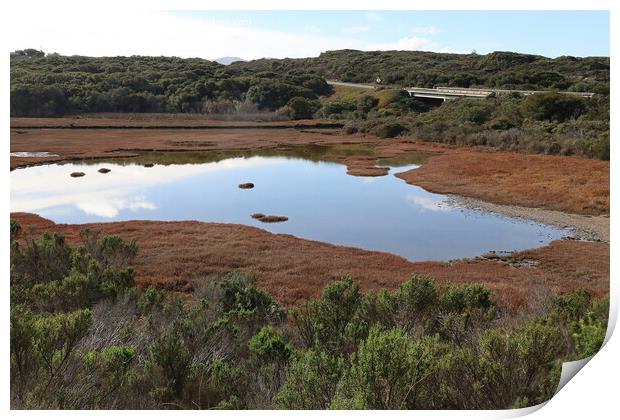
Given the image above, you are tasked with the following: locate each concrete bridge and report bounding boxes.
[406,86,595,101]
[325,80,595,103]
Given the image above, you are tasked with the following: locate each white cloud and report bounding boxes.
[366,36,432,51]
[342,26,371,34]
[366,12,383,21]
[304,25,320,33]
[406,194,450,213]
[77,196,157,218]
[10,156,281,218]
[7,11,360,59]
[7,10,456,59]
[411,26,440,35]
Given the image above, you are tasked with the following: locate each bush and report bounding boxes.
[452,100,495,124]
[249,326,292,364]
[275,350,344,409]
[441,283,493,313]
[320,100,357,118]
[572,311,607,358]
[371,122,407,138]
[521,92,586,122]
[331,326,438,409]
[293,277,365,354]
[286,96,320,119]
[219,272,285,323]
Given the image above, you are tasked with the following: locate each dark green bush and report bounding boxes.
[286,96,320,119]
[521,92,587,122]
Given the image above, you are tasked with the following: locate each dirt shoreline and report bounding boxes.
[444,195,609,243]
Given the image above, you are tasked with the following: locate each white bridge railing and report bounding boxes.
[406,86,595,100]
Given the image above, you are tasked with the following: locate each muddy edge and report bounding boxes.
[443,194,609,243]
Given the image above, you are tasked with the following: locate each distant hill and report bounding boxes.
[9,51,329,116]
[214,56,245,65]
[9,48,609,118]
[230,49,609,94]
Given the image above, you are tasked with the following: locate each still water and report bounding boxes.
[10,152,568,261]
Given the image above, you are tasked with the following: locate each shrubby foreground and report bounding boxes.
[10,222,607,409]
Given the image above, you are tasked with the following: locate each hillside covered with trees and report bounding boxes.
[10,49,331,116]
[10,49,610,159]
[11,48,609,117]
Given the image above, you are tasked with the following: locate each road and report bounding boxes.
[326,80,377,90]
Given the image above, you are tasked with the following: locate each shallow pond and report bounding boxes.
[10,150,569,261]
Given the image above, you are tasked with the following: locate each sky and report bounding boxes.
[7,10,610,60]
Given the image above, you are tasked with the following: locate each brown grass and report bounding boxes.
[11,213,609,308]
[396,148,609,215]
[10,117,339,128]
[9,125,371,171]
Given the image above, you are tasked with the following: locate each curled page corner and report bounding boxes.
[497,357,595,418]
[552,297,617,397]
[555,356,593,395]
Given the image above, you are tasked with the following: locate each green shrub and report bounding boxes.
[521,92,586,122]
[331,326,437,409]
[219,272,285,323]
[371,122,407,138]
[441,283,493,313]
[149,334,192,398]
[249,326,292,364]
[452,100,495,124]
[286,96,320,119]
[275,350,344,409]
[293,277,366,354]
[573,313,607,358]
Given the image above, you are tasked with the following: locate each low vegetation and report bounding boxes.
[10,222,608,409]
[250,214,289,223]
[338,90,609,160]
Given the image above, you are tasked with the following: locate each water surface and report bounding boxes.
[10,152,568,261]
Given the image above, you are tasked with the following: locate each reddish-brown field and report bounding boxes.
[9,126,369,170]
[396,148,609,215]
[10,116,334,128]
[11,213,609,308]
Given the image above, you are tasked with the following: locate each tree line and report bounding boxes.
[10,49,331,116]
[232,49,610,94]
[11,48,609,118]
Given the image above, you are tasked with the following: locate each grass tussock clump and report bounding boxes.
[70,171,85,177]
[252,213,288,223]
[97,168,111,174]
[239,182,255,189]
